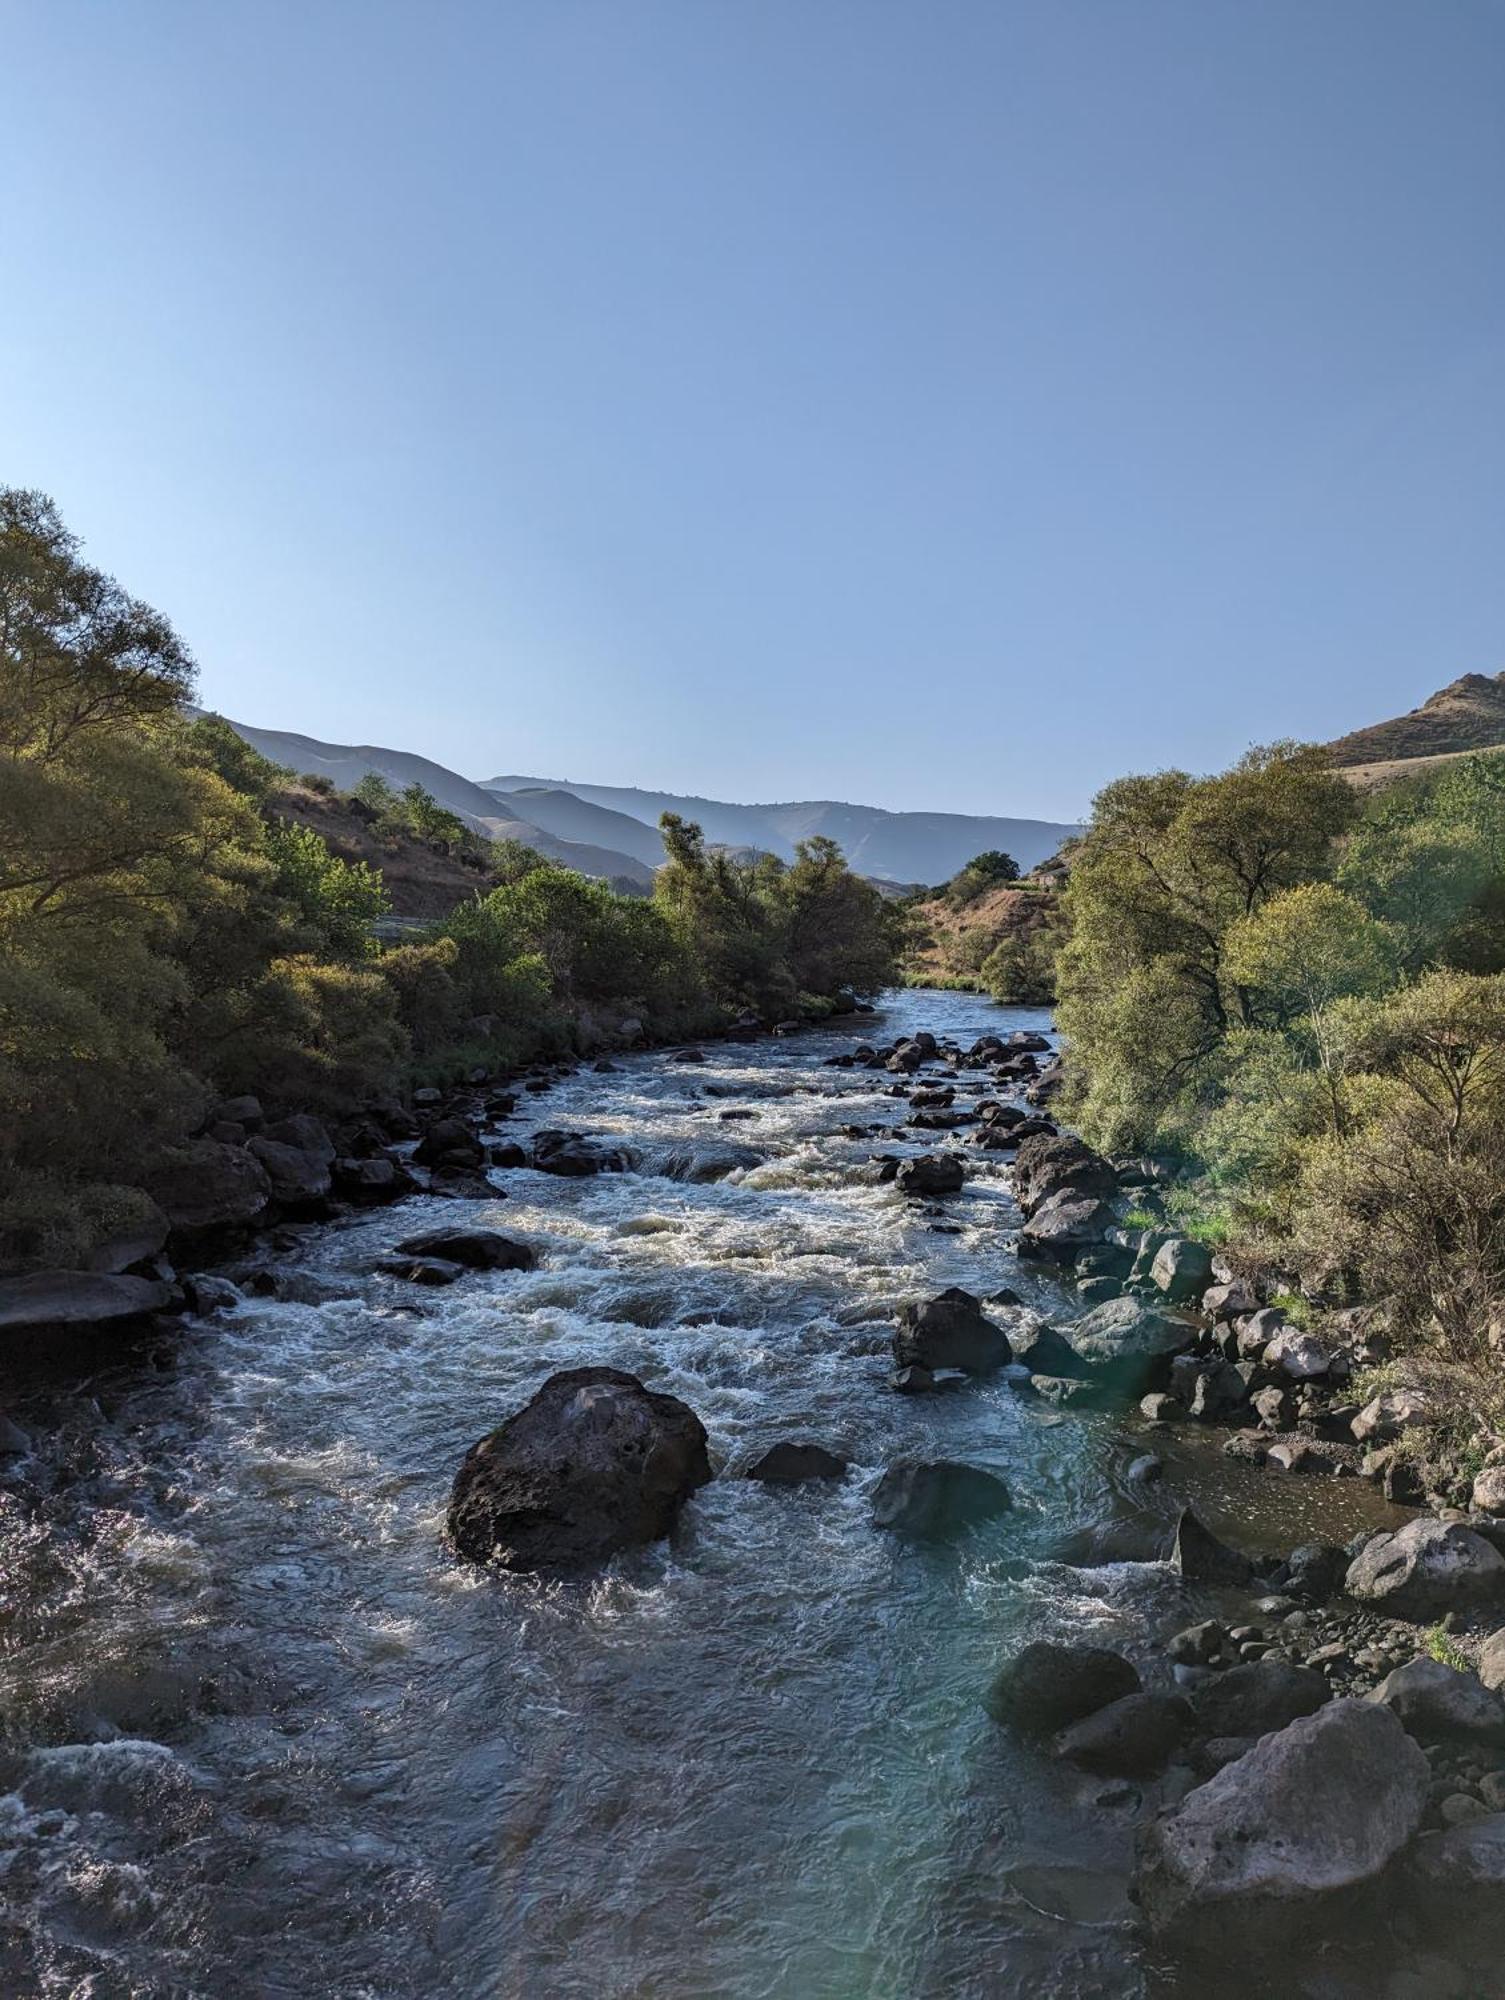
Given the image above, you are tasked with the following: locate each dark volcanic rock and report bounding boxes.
[894,1288,1012,1375]
[745,1442,848,1483]
[1068,1296,1194,1390]
[1012,1132,1117,1215]
[0,1270,175,1332]
[413,1117,485,1170]
[447,1367,711,1570]
[1132,1700,1429,1939]
[247,1135,333,1208]
[894,1154,965,1198]
[1055,1691,1191,1777]
[1368,1658,1505,1747]
[150,1139,272,1234]
[392,1228,537,1271]
[1172,1509,1254,1586]
[1191,1660,1329,1739]
[1016,1192,1114,1264]
[984,1641,1141,1735]
[531,1131,640,1177]
[871,1458,1011,1538]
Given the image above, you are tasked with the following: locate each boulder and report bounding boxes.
[1132,1700,1429,1938]
[447,1367,711,1570]
[894,1154,964,1198]
[1172,1509,1254,1587]
[81,1201,170,1275]
[1055,1691,1192,1777]
[1012,1133,1117,1215]
[889,1363,936,1395]
[894,1288,1012,1375]
[1345,1518,1505,1619]
[377,1255,464,1286]
[745,1442,847,1483]
[1175,1357,1249,1420]
[984,1641,1141,1735]
[1191,1660,1329,1739]
[1068,1296,1194,1389]
[392,1228,537,1271]
[1479,1626,1505,1692]
[413,1117,485,1169]
[247,1136,332,1207]
[261,1113,335,1163]
[150,1140,271,1234]
[1016,1191,1113,1264]
[1150,1237,1213,1304]
[1262,1328,1332,1380]
[1015,1321,1094,1380]
[0,1270,175,1333]
[531,1131,640,1177]
[1368,1658,1505,1747]
[1473,1466,1505,1516]
[1404,1813,1505,1938]
[1273,1542,1348,1602]
[331,1155,416,1202]
[1202,1279,1260,1321]
[1350,1386,1434,1445]
[871,1458,1011,1538]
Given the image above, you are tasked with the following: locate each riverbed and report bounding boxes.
[0,990,1406,1999]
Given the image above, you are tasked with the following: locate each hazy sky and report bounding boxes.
[4,2,1502,819]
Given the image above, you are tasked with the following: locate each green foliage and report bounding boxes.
[944,849,1020,905]
[264,819,390,959]
[982,915,1059,1004]
[1424,1626,1471,1672]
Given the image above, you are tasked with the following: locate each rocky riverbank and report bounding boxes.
[4,998,1502,1994]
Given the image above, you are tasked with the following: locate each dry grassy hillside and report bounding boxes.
[1327,672,1505,769]
[271,782,499,920]
[902,881,1059,989]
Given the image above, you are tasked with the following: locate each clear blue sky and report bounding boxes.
[3,2,1502,819]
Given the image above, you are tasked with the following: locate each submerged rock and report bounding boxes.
[447,1367,711,1570]
[984,1641,1141,1735]
[893,1288,1012,1375]
[871,1458,1011,1538]
[655,1141,762,1183]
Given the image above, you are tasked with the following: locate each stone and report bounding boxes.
[1063,1297,1193,1397]
[984,1641,1141,1735]
[183,1273,239,1315]
[656,1141,763,1182]
[894,1154,964,1198]
[377,1255,464,1286]
[1405,1813,1505,1937]
[889,1364,935,1395]
[447,1367,711,1570]
[247,1136,333,1207]
[871,1459,1011,1538]
[1478,1627,1505,1692]
[1473,1466,1505,1515]
[1351,1386,1435,1444]
[1191,1659,1330,1738]
[531,1130,640,1177]
[1016,1191,1113,1264]
[413,1117,485,1169]
[894,1288,1012,1374]
[0,1270,175,1332]
[1150,1237,1213,1304]
[150,1139,272,1234]
[332,1156,417,1202]
[392,1228,537,1272]
[745,1442,847,1483]
[1262,1328,1332,1380]
[1011,1133,1118,1214]
[1202,1279,1260,1321]
[1251,1385,1296,1430]
[1132,1700,1429,1938]
[1185,1359,1250,1420]
[81,1201,170,1275]
[1167,1620,1226,1666]
[1368,1659,1505,1747]
[1055,1691,1191,1777]
[261,1113,335,1163]
[1172,1509,1254,1587]
[1014,1321,1093,1379]
[1140,1392,1185,1423]
[1346,1519,1505,1619]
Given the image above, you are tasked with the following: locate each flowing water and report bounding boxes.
[0,991,1407,2000]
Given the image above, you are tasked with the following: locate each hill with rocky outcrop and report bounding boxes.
[1326,672,1505,779]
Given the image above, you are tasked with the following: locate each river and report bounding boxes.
[0,990,1406,1999]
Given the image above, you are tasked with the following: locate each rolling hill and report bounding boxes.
[1326,671,1505,772]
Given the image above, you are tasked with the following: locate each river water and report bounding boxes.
[0,990,1406,2000]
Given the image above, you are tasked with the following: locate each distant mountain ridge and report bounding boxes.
[1326,671,1505,771]
[484,774,1080,881]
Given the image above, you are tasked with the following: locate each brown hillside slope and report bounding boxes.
[271,783,499,921]
[1327,672,1505,769]
[903,882,1058,987]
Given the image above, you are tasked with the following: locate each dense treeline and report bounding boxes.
[1056,739,1505,1377]
[0,492,896,1272]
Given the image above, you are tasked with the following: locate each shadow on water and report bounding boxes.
[0,991,1421,1998]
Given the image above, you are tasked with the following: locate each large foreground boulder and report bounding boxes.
[1133,1700,1430,1940]
[0,1270,175,1333]
[871,1459,1011,1538]
[984,1641,1140,1735]
[447,1367,711,1570]
[893,1288,1012,1374]
[1345,1518,1505,1619]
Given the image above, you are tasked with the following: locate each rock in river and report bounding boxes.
[1016,1192,1114,1265]
[894,1155,964,1198]
[984,1641,1141,1735]
[1132,1699,1430,1940]
[871,1458,1011,1538]
[1055,1691,1192,1778]
[447,1367,712,1570]
[392,1228,537,1271]
[745,1442,848,1483]
[0,1270,175,1333]
[1068,1296,1194,1390]
[893,1287,1013,1374]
